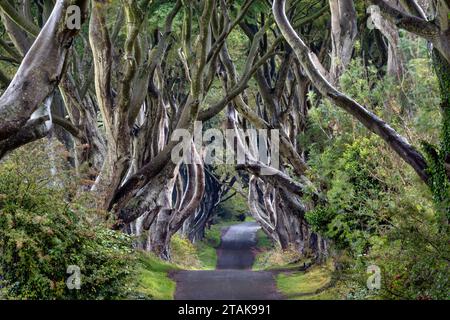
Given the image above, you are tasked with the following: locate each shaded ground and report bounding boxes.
[171,222,283,300]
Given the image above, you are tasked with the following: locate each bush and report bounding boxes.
[0,142,136,299]
[302,51,449,299]
[306,137,386,253]
[170,235,202,269]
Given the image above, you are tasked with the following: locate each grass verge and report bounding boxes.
[276,261,339,299]
[195,241,217,270]
[131,219,243,299]
[253,245,310,271]
[195,220,241,269]
[133,252,180,300]
[256,229,273,250]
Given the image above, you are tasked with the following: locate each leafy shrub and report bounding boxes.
[170,234,202,269]
[303,50,449,299]
[0,142,136,299]
[306,137,386,252]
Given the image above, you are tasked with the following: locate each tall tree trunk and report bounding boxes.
[329,0,358,84]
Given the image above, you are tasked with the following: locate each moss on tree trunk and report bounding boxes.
[425,49,450,220]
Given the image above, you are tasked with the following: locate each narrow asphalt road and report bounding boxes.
[171,222,283,300]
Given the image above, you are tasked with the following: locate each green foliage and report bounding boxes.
[0,143,135,299]
[256,229,273,250]
[215,191,249,221]
[132,232,223,300]
[132,252,178,300]
[202,221,229,248]
[236,0,270,25]
[253,246,307,271]
[369,208,449,300]
[302,44,449,299]
[306,137,386,253]
[422,140,450,219]
[276,263,333,299]
[170,234,217,270]
[424,49,450,220]
[147,0,183,31]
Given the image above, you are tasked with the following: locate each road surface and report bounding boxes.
[171,222,283,300]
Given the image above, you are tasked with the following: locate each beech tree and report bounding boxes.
[0,0,448,262]
[273,0,449,219]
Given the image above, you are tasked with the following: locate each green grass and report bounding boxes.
[256,229,274,250]
[276,262,336,299]
[133,252,180,300]
[244,216,256,222]
[131,219,246,299]
[252,241,309,271]
[203,225,223,248]
[195,241,217,270]
[293,286,342,300]
[195,221,236,269]
[203,220,239,247]
[171,235,205,269]
[253,255,311,271]
[131,221,338,300]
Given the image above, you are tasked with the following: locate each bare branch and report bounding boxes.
[273,0,429,183]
